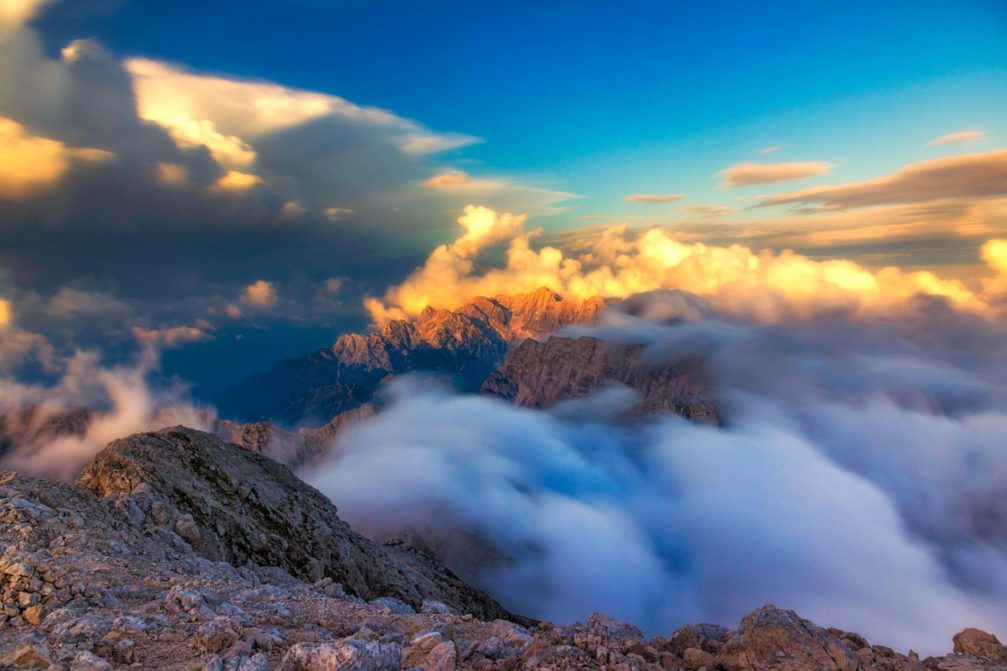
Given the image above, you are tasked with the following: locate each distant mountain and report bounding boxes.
[482,335,720,422]
[214,287,606,425]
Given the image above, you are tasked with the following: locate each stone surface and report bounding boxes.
[75,426,515,621]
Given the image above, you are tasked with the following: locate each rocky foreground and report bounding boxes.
[1,427,1005,670]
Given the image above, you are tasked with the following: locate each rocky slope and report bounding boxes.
[214,289,605,425]
[74,427,512,622]
[481,336,720,422]
[1,426,1005,670]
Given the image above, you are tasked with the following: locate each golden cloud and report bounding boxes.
[241,280,278,308]
[625,193,686,204]
[366,205,1007,325]
[758,150,1007,210]
[211,170,261,192]
[0,298,11,328]
[0,117,112,200]
[0,0,51,27]
[720,161,832,186]
[929,129,985,146]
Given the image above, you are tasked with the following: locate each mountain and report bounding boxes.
[214,288,606,425]
[2,427,1004,670]
[481,335,720,422]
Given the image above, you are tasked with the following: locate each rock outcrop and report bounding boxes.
[481,335,720,422]
[0,438,1004,670]
[74,426,514,621]
[214,289,605,425]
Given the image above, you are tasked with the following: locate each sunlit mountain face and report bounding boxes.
[2,0,1007,660]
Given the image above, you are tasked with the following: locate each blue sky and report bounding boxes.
[35,0,1007,224]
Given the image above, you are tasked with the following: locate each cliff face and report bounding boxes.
[481,335,720,423]
[214,288,606,425]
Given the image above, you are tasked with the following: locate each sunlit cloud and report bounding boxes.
[929,129,985,146]
[131,324,212,348]
[0,0,51,27]
[366,204,1006,325]
[0,297,11,327]
[240,279,278,308]
[125,57,479,169]
[720,161,832,187]
[211,169,260,191]
[680,204,735,218]
[625,193,685,204]
[0,117,110,199]
[758,150,1007,211]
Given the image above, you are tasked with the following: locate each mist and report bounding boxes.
[304,294,1007,655]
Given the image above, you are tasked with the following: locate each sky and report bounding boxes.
[1,0,1007,394]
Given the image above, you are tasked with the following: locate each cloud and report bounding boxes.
[421,168,576,215]
[625,193,686,204]
[758,150,1007,210]
[0,117,110,199]
[929,129,985,146]
[719,161,832,187]
[307,316,1007,655]
[424,170,470,188]
[365,204,1003,325]
[0,348,211,481]
[125,57,480,164]
[679,204,735,218]
[131,324,212,348]
[0,298,10,327]
[760,145,783,155]
[0,0,52,27]
[241,280,278,308]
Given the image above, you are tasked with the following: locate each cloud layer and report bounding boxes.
[308,291,1007,653]
[366,205,1007,324]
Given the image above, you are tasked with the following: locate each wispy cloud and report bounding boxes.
[760,145,784,155]
[757,150,1007,210]
[680,204,735,218]
[719,161,832,187]
[625,193,685,204]
[929,129,985,146]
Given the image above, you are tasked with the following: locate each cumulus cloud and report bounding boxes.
[625,193,685,204]
[758,150,1007,210]
[241,280,278,308]
[366,204,1005,325]
[930,129,985,146]
[719,161,831,186]
[0,0,52,27]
